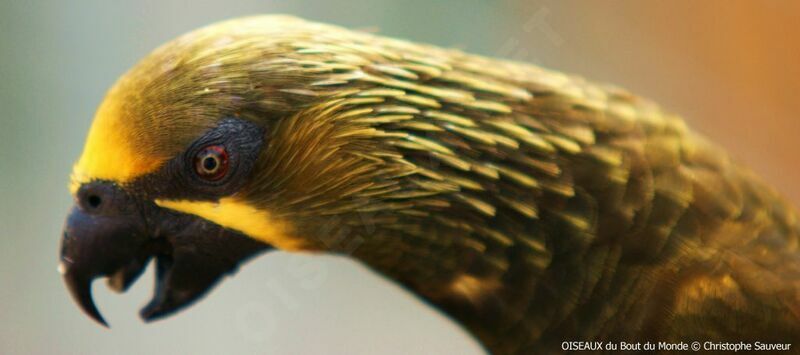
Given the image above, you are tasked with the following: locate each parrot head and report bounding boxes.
[61,16,430,325]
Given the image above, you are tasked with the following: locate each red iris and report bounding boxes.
[194,145,229,181]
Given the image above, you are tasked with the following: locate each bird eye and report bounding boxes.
[194,145,229,181]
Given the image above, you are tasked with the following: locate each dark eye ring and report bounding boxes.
[194,145,229,181]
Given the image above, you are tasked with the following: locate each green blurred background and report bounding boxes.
[1,1,798,354]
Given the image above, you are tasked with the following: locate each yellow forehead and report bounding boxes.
[70,92,166,193]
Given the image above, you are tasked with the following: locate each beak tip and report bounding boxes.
[139,305,166,323]
[94,316,110,328]
[63,269,110,328]
[81,298,110,328]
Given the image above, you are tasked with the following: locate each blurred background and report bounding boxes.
[1,1,798,354]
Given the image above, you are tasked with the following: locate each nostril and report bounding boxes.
[88,195,102,209]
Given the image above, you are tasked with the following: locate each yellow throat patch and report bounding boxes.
[155,198,307,251]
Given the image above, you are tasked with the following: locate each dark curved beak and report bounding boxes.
[60,181,270,326]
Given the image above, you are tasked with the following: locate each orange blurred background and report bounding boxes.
[507,0,800,204]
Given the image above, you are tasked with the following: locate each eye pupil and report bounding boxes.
[203,156,218,171]
[194,145,228,181]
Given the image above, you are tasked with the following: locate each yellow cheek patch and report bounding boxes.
[155,198,307,251]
